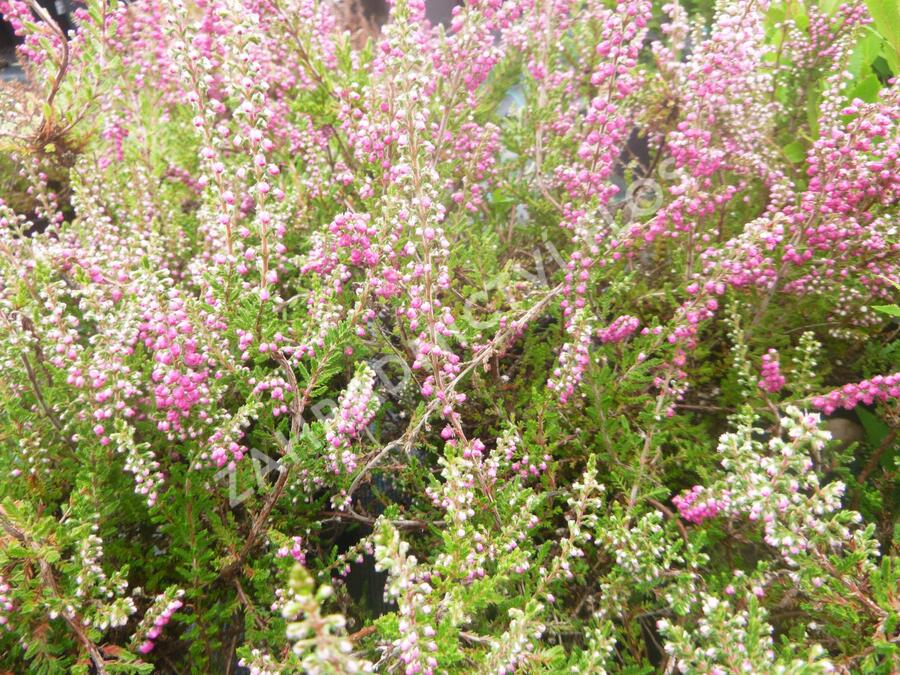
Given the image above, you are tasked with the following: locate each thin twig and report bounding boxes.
[460,631,492,645]
[234,579,266,630]
[321,510,435,530]
[224,631,238,675]
[345,283,565,503]
[813,552,888,620]
[20,353,66,434]
[647,498,689,545]
[23,0,69,110]
[628,392,668,511]
[0,507,109,674]
[348,625,377,642]
[857,429,897,487]
[220,354,308,579]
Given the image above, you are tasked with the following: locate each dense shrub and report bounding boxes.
[0,0,898,672]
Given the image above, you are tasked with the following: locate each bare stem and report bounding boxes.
[0,507,109,674]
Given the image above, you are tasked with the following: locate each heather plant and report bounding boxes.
[0,0,898,672]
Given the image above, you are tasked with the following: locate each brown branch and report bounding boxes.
[233,579,265,630]
[224,631,238,675]
[460,631,492,645]
[321,510,435,530]
[20,353,66,435]
[348,625,377,642]
[857,429,897,487]
[220,351,322,580]
[813,552,888,620]
[647,498,689,545]
[0,507,108,674]
[23,0,69,111]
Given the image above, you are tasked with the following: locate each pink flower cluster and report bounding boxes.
[548,310,593,404]
[549,0,651,403]
[207,425,248,470]
[554,0,651,203]
[137,593,184,654]
[811,373,900,414]
[252,366,294,418]
[596,315,640,345]
[495,432,550,481]
[140,292,212,436]
[448,123,501,212]
[673,486,729,525]
[758,349,786,394]
[303,212,380,276]
[276,536,306,565]
[0,0,62,64]
[0,577,12,629]
[324,365,379,473]
[791,2,870,70]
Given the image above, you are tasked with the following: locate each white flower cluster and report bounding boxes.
[707,407,863,563]
[374,520,438,675]
[658,590,834,673]
[485,601,546,675]
[110,419,165,507]
[71,524,136,631]
[244,564,373,675]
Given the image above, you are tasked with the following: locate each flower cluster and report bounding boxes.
[596,314,641,345]
[758,348,786,394]
[0,0,898,671]
[241,564,373,674]
[323,363,380,473]
[140,291,215,436]
[110,420,165,507]
[676,407,861,565]
[658,592,833,674]
[132,588,185,654]
[811,372,900,414]
[276,536,306,565]
[672,486,727,525]
[0,578,11,630]
[374,521,438,675]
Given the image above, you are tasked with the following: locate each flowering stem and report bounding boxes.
[0,507,109,674]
